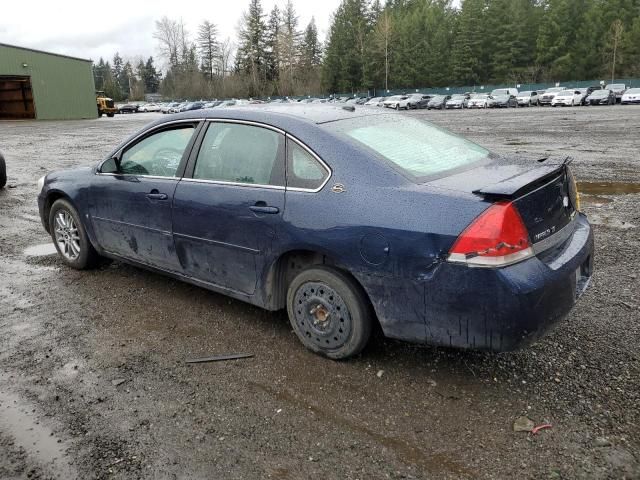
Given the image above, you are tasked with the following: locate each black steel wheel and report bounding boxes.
[49,198,100,269]
[287,266,372,360]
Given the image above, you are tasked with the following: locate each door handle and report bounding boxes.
[249,202,279,214]
[146,192,168,200]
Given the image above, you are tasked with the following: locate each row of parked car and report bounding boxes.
[117,84,639,115]
[374,84,639,110]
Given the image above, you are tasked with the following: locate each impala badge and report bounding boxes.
[331,183,346,193]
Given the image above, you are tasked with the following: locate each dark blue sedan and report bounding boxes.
[37,106,594,359]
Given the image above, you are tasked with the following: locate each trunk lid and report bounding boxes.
[429,156,579,249]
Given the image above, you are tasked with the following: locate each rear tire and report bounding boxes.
[49,199,100,270]
[0,153,6,189]
[287,266,372,360]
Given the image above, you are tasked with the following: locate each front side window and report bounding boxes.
[325,115,491,180]
[118,125,195,177]
[286,140,329,191]
[193,122,285,186]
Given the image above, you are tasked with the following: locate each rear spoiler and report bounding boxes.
[472,157,572,198]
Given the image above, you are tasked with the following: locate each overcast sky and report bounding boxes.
[0,0,342,66]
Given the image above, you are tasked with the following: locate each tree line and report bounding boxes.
[324,0,640,94]
[93,0,640,101]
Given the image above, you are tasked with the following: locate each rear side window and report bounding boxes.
[193,122,285,186]
[286,140,329,191]
[325,115,490,180]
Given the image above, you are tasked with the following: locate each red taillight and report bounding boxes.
[448,201,533,267]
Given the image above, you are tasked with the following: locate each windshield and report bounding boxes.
[430,95,444,101]
[626,88,640,94]
[450,95,465,99]
[471,94,488,99]
[607,84,625,89]
[519,91,532,96]
[324,115,491,180]
[491,89,509,95]
[556,91,573,97]
[591,90,607,96]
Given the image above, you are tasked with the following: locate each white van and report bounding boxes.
[491,88,519,96]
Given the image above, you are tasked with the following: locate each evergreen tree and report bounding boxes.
[300,18,323,69]
[279,0,302,94]
[142,57,161,93]
[236,0,268,96]
[198,21,219,80]
[451,0,486,85]
[265,6,281,84]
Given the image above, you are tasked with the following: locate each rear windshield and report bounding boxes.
[324,115,491,180]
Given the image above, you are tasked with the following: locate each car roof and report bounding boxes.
[168,104,391,126]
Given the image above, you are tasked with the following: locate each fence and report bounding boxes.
[316,78,640,99]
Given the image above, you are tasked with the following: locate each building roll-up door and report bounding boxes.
[0,76,36,119]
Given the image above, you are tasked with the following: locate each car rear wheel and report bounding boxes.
[49,199,100,270]
[287,266,372,360]
[0,153,6,189]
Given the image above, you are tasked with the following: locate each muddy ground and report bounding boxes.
[0,106,638,479]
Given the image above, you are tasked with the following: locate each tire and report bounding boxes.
[49,198,100,270]
[0,153,6,189]
[571,100,575,106]
[98,111,103,117]
[395,104,399,110]
[107,113,114,117]
[286,266,373,360]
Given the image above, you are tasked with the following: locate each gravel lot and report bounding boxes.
[0,106,639,479]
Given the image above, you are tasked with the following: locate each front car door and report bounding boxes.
[172,121,286,295]
[89,121,199,271]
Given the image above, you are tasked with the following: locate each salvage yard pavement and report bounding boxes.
[1,107,639,479]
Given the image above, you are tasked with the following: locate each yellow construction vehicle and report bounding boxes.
[96,91,117,117]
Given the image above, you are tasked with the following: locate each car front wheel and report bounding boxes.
[49,199,100,269]
[287,266,372,360]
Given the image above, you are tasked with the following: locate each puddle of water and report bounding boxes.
[0,377,76,479]
[589,213,636,230]
[580,195,613,205]
[577,181,640,196]
[24,243,57,257]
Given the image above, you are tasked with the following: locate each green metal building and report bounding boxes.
[0,43,97,120]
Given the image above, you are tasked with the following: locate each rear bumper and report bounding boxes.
[362,214,594,352]
[425,213,593,351]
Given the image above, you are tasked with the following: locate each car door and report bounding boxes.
[89,121,199,271]
[172,121,286,295]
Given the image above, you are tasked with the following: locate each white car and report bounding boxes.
[551,90,583,107]
[364,97,383,106]
[382,95,410,110]
[621,87,640,104]
[516,91,540,106]
[467,94,490,108]
[538,87,566,106]
[139,103,161,112]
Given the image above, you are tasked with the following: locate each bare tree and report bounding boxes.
[153,17,183,68]
[608,19,625,84]
[373,10,393,91]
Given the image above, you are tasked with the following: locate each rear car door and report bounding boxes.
[172,121,286,295]
[89,122,199,271]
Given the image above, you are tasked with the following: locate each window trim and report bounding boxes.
[184,119,286,189]
[96,119,201,179]
[181,118,332,193]
[285,135,332,193]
